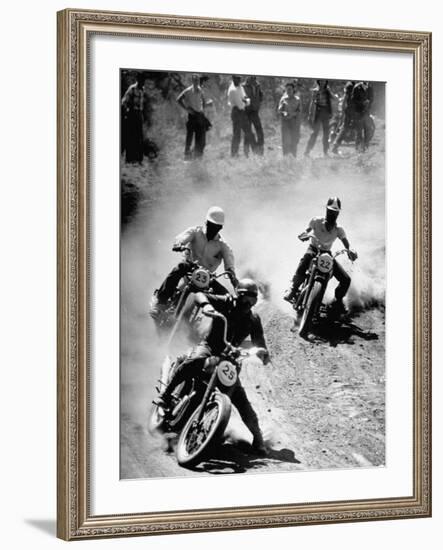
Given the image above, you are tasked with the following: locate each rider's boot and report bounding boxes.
[153,386,172,411]
[149,291,167,320]
[329,298,348,316]
[283,286,297,303]
[252,432,268,456]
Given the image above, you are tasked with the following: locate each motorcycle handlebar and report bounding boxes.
[213,270,232,280]
[334,248,357,261]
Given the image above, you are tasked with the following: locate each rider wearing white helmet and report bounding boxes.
[150,206,238,317]
[284,196,358,312]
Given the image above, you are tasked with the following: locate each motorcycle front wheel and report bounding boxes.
[176,393,231,468]
[298,280,323,337]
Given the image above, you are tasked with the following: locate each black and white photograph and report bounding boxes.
[120,69,386,479]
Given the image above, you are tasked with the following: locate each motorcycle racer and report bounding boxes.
[284,197,358,313]
[155,278,270,455]
[150,206,239,319]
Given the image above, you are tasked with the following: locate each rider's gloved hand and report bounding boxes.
[256,348,270,365]
[348,249,358,261]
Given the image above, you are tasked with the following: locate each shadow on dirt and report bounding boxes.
[188,441,301,475]
[296,315,379,347]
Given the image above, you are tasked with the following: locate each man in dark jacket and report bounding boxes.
[121,72,146,163]
[351,81,373,152]
[156,278,270,455]
[243,75,265,156]
[331,81,355,154]
[304,79,336,157]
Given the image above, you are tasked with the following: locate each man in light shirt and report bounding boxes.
[150,206,239,318]
[177,73,212,160]
[284,197,358,313]
[278,81,302,157]
[227,75,254,158]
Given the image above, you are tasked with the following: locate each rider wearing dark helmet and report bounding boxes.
[155,277,270,455]
[284,197,358,313]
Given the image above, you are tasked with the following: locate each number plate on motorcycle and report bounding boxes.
[217,361,237,387]
[191,268,210,289]
[317,253,333,273]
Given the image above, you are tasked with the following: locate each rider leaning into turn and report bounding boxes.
[150,206,239,319]
[155,278,270,455]
[284,196,358,313]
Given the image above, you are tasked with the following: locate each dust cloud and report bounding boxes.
[120,155,385,431]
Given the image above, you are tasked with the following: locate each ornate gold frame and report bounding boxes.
[57,8,432,541]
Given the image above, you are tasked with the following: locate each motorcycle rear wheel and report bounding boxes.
[298,280,323,337]
[176,393,231,468]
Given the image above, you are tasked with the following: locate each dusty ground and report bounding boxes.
[120,115,386,479]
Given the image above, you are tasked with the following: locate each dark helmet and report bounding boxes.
[237,278,258,297]
[326,196,342,212]
[236,278,259,308]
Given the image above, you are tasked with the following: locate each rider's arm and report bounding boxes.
[172,226,197,250]
[220,241,238,287]
[339,228,358,260]
[337,226,350,250]
[195,292,229,312]
[298,223,313,241]
[341,237,351,250]
[194,292,215,311]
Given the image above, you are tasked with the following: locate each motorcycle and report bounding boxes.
[149,246,231,343]
[175,309,267,468]
[149,309,267,467]
[291,247,354,338]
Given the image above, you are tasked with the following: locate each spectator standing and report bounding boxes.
[121,72,146,163]
[278,81,302,157]
[331,81,355,154]
[243,75,265,155]
[304,79,336,157]
[351,81,373,152]
[177,73,211,160]
[227,75,254,158]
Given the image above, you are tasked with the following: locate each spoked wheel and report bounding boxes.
[176,393,231,468]
[298,281,322,337]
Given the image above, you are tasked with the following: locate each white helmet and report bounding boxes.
[206,206,225,226]
[326,196,342,212]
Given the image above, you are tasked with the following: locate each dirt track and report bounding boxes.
[121,299,385,479]
[120,109,386,479]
